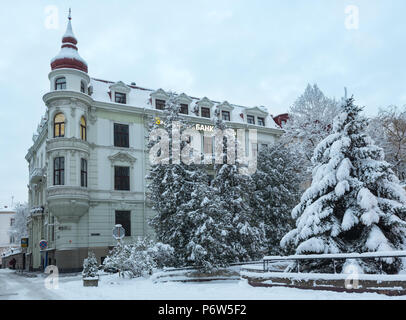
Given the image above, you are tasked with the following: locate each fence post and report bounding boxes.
[333,259,336,274]
[297,261,300,273]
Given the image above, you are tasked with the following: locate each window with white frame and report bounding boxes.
[247,115,255,125]
[115,92,127,104]
[258,117,265,126]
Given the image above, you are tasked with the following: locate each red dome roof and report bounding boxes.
[50,12,88,73]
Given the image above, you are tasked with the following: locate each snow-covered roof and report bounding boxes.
[62,18,75,40]
[1,248,21,258]
[90,78,282,130]
[0,207,15,214]
[50,13,88,73]
[51,47,87,67]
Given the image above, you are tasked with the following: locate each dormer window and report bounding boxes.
[156,99,166,110]
[201,107,210,118]
[180,104,189,115]
[247,115,255,125]
[258,117,265,126]
[222,111,230,121]
[55,77,66,90]
[115,92,127,104]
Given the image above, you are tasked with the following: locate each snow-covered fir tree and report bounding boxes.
[147,92,205,265]
[211,118,265,263]
[82,251,99,279]
[281,97,406,274]
[9,203,29,244]
[185,178,233,271]
[251,143,302,255]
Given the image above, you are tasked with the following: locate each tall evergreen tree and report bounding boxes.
[147,92,208,265]
[185,178,232,271]
[281,97,406,274]
[251,143,302,255]
[212,118,265,263]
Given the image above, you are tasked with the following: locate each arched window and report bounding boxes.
[81,81,86,93]
[54,113,65,138]
[55,77,66,90]
[80,116,87,141]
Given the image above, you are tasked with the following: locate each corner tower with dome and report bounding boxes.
[25,11,284,272]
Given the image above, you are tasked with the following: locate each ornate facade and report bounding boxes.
[25,14,284,272]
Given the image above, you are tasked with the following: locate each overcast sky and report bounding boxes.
[0,0,405,206]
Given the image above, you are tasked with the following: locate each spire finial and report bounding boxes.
[68,8,72,21]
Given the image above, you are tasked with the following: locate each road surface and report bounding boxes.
[0,269,61,300]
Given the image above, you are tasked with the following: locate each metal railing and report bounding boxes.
[263,251,406,273]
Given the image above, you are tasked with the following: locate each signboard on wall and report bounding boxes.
[21,238,29,248]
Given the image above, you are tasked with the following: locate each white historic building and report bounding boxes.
[0,208,17,262]
[25,14,284,272]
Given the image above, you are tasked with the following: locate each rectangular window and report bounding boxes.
[115,92,127,104]
[50,216,55,242]
[180,104,189,115]
[203,136,213,155]
[114,166,130,191]
[258,117,265,126]
[222,111,230,121]
[247,115,255,124]
[53,157,65,185]
[81,158,88,188]
[114,123,129,148]
[115,211,131,236]
[252,143,258,157]
[10,218,15,227]
[201,107,210,118]
[156,99,166,110]
[10,236,15,244]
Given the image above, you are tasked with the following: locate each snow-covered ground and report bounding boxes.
[0,269,405,300]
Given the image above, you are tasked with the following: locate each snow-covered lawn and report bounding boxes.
[1,268,405,300]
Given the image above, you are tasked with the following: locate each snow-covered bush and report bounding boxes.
[149,242,176,269]
[82,251,99,279]
[102,241,128,274]
[103,238,175,278]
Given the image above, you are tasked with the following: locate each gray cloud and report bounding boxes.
[0,0,405,205]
